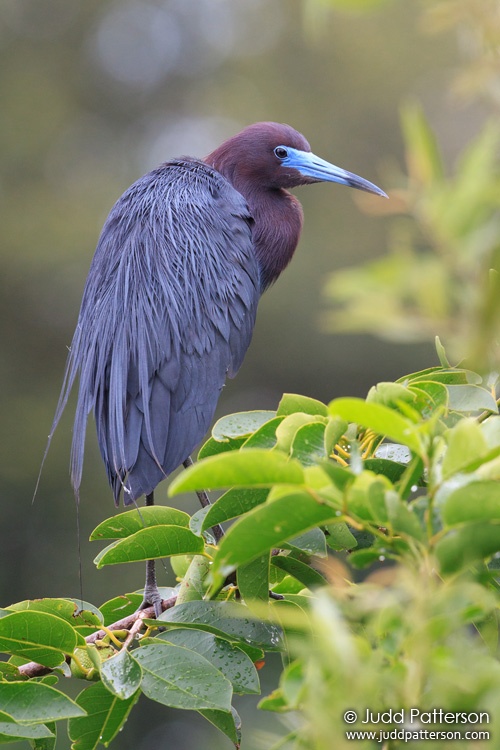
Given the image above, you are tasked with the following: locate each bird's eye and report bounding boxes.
[274,147,288,160]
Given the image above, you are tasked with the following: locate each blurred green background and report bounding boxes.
[0,0,482,746]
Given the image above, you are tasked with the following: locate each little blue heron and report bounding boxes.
[49,122,386,612]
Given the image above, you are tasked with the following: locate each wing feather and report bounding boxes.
[51,159,259,504]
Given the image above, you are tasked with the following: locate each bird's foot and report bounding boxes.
[138,588,163,619]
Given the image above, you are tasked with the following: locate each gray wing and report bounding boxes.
[55,159,260,504]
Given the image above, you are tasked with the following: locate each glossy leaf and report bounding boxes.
[7,599,102,637]
[0,723,54,741]
[90,506,190,540]
[198,435,246,460]
[99,593,144,626]
[276,413,326,454]
[328,398,424,455]
[242,416,284,449]
[158,601,283,650]
[0,611,82,667]
[237,554,270,603]
[30,722,56,750]
[447,384,498,413]
[290,421,327,465]
[212,492,339,578]
[69,682,139,750]
[271,556,327,589]
[324,416,348,454]
[94,525,204,568]
[285,527,327,557]
[442,418,493,479]
[157,628,260,694]
[169,450,305,495]
[325,522,358,551]
[408,380,448,416]
[363,457,408,483]
[176,556,211,604]
[132,643,232,711]
[212,411,276,441]
[100,649,143,700]
[199,488,269,533]
[0,683,85,723]
[199,706,241,747]
[276,393,328,417]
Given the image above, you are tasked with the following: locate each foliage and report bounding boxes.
[320,0,500,373]
[322,101,500,369]
[2,353,500,748]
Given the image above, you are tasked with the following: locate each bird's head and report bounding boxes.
[206,121,387,198]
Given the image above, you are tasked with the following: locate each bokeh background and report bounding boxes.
[0,0,478,746]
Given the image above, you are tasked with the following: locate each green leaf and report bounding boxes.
[94,525,204,568]
[349,548,387,568]
[157,628,260,694]
[212,411,276,441]
[242,416,284,449]
[276,414,326,454]
[396,455,425,500]
[366,381,415,409]
[69,682,139,750]
[100,649,143,700]
[176,556,211,604]
[277,393,328,417]
[0,663,24,682]
[0,722,54,741]
[386,492,424,540]
[285,527,327,557]
[168,450,305,495]
[7,599,102,637]
[442,481,500,526]
[0,682,85,723]
[325,522,358,551]
[0,611,82,667]
[200,488,269,532]
[212,492,339,579]
[199,706,241,747]
[409,380,448,417]
[237,554,270,603]
[447,384,498,413]
[363,457,408,483]
[442,418,489,479]
[30,722,56,750]
[99,594,144,627]
[346,472,390,524]
[324,416,348,454]
[198,435,246,459]
[435,336,451,367]
[158,601,283,650]
[290,421,327,465]
[132,643,232,711]
[401,368,481,386]
[328,398,424,456]
[90,506,190,540]
[271,557,327,589]
[435,522,500,574]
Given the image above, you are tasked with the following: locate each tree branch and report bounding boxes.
[17,594,178,679]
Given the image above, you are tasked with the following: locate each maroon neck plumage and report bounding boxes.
[206,122,311,291]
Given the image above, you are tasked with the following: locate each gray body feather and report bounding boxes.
[53,159,260,504]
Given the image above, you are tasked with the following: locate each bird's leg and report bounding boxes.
[139,491,163,618]
[183,456,224,543]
